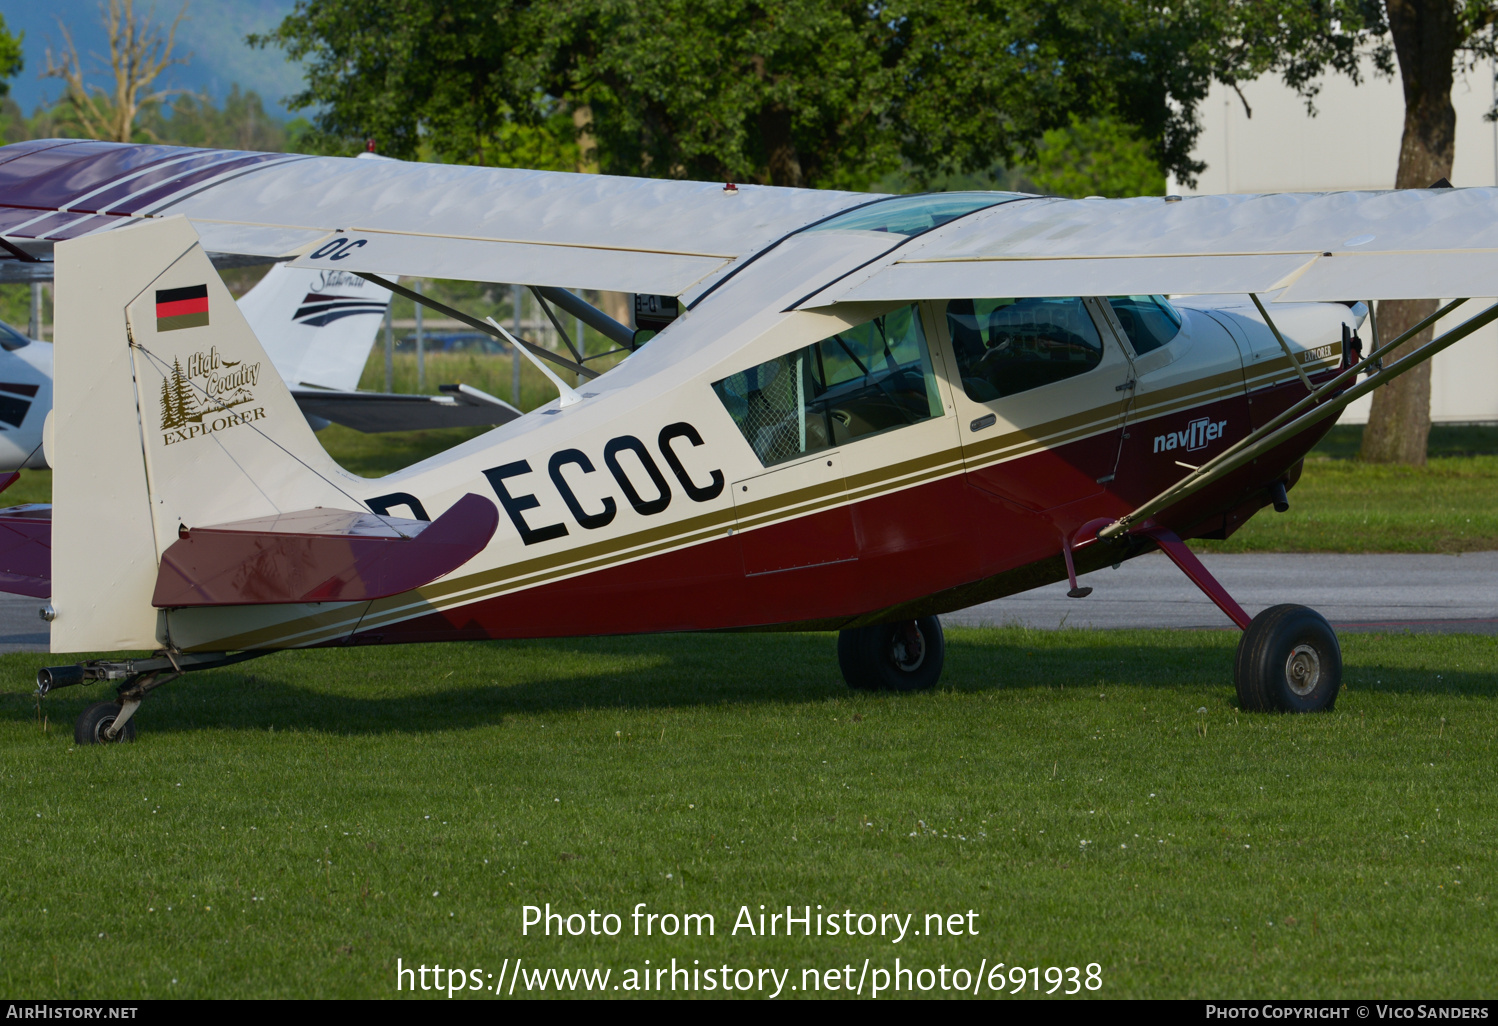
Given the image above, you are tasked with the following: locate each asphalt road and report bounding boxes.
[0,552,1493,657]
[943,550,1498,634]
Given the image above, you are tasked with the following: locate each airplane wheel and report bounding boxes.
[74,702,137,745]
[838,616,944,692]
[1234,604,1341,713]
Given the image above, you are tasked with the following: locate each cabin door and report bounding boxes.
[936,295,1135,513]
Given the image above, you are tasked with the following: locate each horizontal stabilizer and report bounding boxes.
[0,503,52,598]
[153,492,498,607]
[291,387,521,433]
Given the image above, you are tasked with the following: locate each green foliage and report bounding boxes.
[567,0,898,188]
[138,85,290,151]
[0,14,21,101]
[255,0,1228,189]
[0,283,47,339]
[1028,117,1166,198]
[251,1,553,164]
[1196,454,1498,555]
[4,85,293,153]
[878,1,1181,185]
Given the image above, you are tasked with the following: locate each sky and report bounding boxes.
[1,0,305,118]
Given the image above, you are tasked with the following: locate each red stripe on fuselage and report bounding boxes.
[332,374,1338,647]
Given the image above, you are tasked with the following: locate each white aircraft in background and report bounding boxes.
[0,261,520,471]
[241,262,521,433]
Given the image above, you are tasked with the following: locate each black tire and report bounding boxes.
[74,702,137,745]
[838,616,945,692]
[1234,604,1341,713]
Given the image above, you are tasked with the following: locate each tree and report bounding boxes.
[555,0,898,188]
[158,373,180,430]
[44,0,189,143]
[255,0,896,186]
[253,0,1209,189]
[0,14,22,103]
[1182,1,1498,465]
[252,1,558,165]
[1355,2,1489,466]
[168,357,200,424]
[140,85,288,152]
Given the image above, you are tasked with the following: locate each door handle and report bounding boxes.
[1115,379,1136,392]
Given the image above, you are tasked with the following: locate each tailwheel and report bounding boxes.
[74,701,138,745]
[838,615,945,692]
[1234,604,1342,713]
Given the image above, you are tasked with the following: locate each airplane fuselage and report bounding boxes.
[149,225,1357,653]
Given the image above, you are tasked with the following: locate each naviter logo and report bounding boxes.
[1154,416,1227,454]
[159,346,266,444]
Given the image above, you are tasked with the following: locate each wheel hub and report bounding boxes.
[1285,643,1321,696]
[892,623,926,672]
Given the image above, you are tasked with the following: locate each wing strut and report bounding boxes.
[528,286,585,364]
[356,272,598,381]
[1098,296,1492,541]
[533,285,636,350]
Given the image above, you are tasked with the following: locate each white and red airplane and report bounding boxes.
[0,139,1484,744]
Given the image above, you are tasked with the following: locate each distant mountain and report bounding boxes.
[1,0,304,119]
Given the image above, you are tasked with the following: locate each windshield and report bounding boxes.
[1106,295,1181,355]
[804,192,1020,237]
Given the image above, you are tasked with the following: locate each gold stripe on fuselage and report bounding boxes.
[193,347,1341,649]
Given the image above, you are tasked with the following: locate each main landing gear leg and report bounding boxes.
[39,650,269,745]
[1142,527,1341,713]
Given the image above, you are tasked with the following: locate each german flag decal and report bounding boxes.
[156,284,209,332]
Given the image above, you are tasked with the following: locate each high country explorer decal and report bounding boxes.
[1154,416,1227,454]
[156,284,210,332]
[158,346,265,443]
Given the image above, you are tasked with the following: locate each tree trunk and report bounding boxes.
[572,103,598,174]
[758,103,805,187]
[1359,0,1458,465]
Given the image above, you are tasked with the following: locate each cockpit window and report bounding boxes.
[0,321,30,351]
[1107,295,1181,355]
[803,192,1018,237]
[713,304,943,466]
[946,297,1104,402]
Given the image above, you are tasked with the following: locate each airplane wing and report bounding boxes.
[0,140,879,300]
[795,188,1498,305]
[290,384,520,433]
[6,140,1498,306]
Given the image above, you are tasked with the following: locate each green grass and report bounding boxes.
[3,627,1496,998]
[1312,423,1498,461]
[1196,454,1498,554]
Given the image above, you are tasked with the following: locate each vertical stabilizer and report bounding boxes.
[237,262,391,391]
[51,216,367,653]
